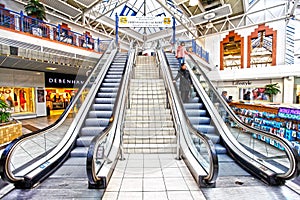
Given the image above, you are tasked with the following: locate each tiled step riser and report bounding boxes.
[124,116,172,121]
[123,137,176,144]
[123,147,176,154]
[124,129,175,135]
[124,121,174,128]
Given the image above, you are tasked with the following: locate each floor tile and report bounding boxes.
[167,191,194,200]
[106,178,122,192]
[143,178,166,191]
[144,168,163,178]
[118,192,143,200]
[120,178,143,192]
[124,167,143,178]
[127,160,144,168]
[164,178,189,191]
[144,159,160,168]
[143,191,168,200]
[101,191,118,200]
[162,167,183,178]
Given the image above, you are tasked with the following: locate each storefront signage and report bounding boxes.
[233,80,252,86]
[45,72,86,88]
[119,16,173,28]
[0,89,11,94]
[278,107,300,121]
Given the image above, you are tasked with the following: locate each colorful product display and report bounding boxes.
[231,106,300,155]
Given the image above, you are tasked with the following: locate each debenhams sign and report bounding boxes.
[45,72,85,88]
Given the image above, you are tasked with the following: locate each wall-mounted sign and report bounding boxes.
[278,107,300,121]
[119,16,173,28]
[233,80,252,86]
[45,72,86,88]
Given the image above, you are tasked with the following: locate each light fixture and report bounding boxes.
[189,0,198,6]
[203,12,216,20]
[46,67,57,71]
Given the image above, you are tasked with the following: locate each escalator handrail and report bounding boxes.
[86,49,135,187]
[158,49,218,186]
[187,53,300,180]
[0,40,116,184]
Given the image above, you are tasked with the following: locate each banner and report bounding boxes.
[119,16,172,28]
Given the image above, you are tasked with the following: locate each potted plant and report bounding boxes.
[0,99,11,124]
[24,0,47,21]
[264,83,281,102]
[24,0,47,36]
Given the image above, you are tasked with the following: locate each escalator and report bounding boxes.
[86,49,218,199]
[0,41,131,199]
[164,52,300,197]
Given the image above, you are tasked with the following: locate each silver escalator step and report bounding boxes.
[85,118,110,126]
[88,110,112,118]
[94,98,115,104]
[81,127,106,136]
[70,147,89,157]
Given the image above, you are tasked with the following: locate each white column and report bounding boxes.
[282,76,294,104]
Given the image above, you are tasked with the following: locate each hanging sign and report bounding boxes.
[118,16,172,28]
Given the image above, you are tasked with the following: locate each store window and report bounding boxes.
[0,87,35,114]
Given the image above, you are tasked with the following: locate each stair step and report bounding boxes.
[124,127,175,135]
[124,120,174,128]
[123,135,176,144]
[123,144,177,154]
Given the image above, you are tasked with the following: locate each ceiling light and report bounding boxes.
[46,67,57,71]
[203,12,216,20]
[189,0,198,6]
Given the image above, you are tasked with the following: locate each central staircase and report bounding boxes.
[123,56,177,153]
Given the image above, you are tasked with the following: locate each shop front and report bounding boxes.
[215,78,284,103]
[45,72,86,116]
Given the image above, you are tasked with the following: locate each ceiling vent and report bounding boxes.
[189,4,232,25]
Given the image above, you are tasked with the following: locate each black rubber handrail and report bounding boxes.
[86,49,135,188]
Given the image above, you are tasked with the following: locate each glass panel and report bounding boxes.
[186,56,292,175]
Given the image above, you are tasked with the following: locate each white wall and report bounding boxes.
[204,19,287,69]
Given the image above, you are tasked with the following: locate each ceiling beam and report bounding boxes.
[155,0,198,39]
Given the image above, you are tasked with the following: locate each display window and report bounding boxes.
[45,88,78,115]
[0,87,35,114]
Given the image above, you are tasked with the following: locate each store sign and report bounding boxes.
[119,16,173,28]
[233,80,252,86]
[278,107,300,121]
[45,72,86,88]
[0,89,11,94]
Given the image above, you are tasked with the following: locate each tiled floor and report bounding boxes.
[102,153,206,200]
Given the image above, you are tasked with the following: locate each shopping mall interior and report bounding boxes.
[0,0,300,199]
